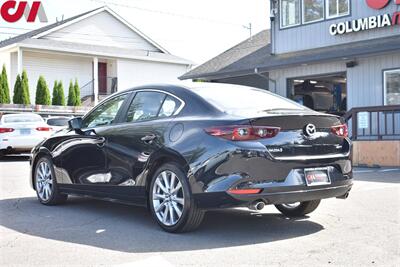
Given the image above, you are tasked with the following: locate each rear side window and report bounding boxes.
[191,85,307,116]
[126,92,166,122]
[47,118,70,126]
[159,96,181,118]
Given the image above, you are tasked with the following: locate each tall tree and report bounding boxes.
[74,79,81,106]
[57,80,66,106]
[21,70,31,104]
[52,81,59,105]
[35,76,51,105]
[0,65,11,104]
[67,80,76,106]
[13,75,23,104]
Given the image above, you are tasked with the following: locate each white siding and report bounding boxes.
[22,51,93,103]
[44,11,160,52]
[10,52,18,100]
[117,59,188,90]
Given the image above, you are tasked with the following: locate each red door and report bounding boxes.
[98,63,107,94]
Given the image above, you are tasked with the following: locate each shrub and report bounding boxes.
[57,80,65,106]
[0,65,11,104]
[13,74,30,105]
[52,81,59,105]
[13,75,22,104]
[21,70,30,105]
[74,79,81,106]
[35,76,51,105]
[67,80,76,106]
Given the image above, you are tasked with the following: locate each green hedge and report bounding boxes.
[67,80,76,106]
[0,65,11,104]
[74,79,81,106]
[13,70,30,105]
[35,76,51,105]
[52,80,65,106]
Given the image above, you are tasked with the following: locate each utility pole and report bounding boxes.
[243,23,252,40]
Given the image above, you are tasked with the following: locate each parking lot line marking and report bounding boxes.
[378,169,400,173]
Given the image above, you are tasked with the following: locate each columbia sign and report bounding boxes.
[329,0,399,35]
[0,1,48,23]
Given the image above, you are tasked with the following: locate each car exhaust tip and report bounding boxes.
[337,192,350,199]
[249,201,266,211]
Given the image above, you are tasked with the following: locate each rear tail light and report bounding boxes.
[228,188,262,195]
[331,124,348,138]
[0,128,14,134]
[205,125,280,141]
[36,127,52,132]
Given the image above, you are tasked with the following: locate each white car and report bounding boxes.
[0,113,53,157]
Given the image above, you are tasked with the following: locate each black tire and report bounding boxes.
[149,163,204,233]
[34,156,68,205]
[275,200,321,217]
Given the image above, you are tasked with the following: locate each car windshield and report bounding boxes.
[47,118,70,126]
[3,114,44,123]
[190,84,308,116]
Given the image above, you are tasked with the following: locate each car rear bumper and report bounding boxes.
[194,179,353,209]
[0,135,48,152]
[190,151,353,209]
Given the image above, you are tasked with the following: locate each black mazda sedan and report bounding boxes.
[30,83,353,233]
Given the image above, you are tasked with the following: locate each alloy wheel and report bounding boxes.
[152,170,185,226]
[36,161,53,202]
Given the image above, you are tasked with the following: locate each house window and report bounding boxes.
[327,0,350,19]
[303,0,324,23]
[280,0,301,28]
[384,69,400,105]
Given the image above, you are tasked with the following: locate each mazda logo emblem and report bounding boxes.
[304,124,317,137]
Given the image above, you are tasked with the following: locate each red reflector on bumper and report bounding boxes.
[227,189,262,195]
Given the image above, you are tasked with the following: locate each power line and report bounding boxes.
[87,0,243,27]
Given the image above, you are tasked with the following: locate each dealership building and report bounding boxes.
[181,0,400,166]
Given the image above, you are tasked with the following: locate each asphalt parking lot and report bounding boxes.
[0,156,399,267]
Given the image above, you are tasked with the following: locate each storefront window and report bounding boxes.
[303,0,324,23]
[384,69,400,105]
[280,0,301,28]
[327,0,350,18]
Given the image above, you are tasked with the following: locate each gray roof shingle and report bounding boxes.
[179,29,270,80]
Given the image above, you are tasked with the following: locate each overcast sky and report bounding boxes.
[0,0,270,65]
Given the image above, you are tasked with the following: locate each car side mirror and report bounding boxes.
[68,117,83,131]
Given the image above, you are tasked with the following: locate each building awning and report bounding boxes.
[181,35,400,80]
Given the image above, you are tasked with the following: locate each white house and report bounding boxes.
[0,6,193,105]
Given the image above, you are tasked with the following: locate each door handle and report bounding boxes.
[141,134,157,144]
[93,137,106,147]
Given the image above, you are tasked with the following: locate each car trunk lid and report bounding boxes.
[249,113,350,159]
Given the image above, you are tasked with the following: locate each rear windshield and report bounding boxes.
[191,85,307,116]
[3,114,44,123]
[47,118,70,126]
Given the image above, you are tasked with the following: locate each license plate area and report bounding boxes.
[304,167,331,186]
[20,129,31,135]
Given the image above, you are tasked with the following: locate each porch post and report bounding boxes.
[93,57,99,106]
[17,47,23,74]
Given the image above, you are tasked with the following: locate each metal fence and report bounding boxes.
[343,105,400,141]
